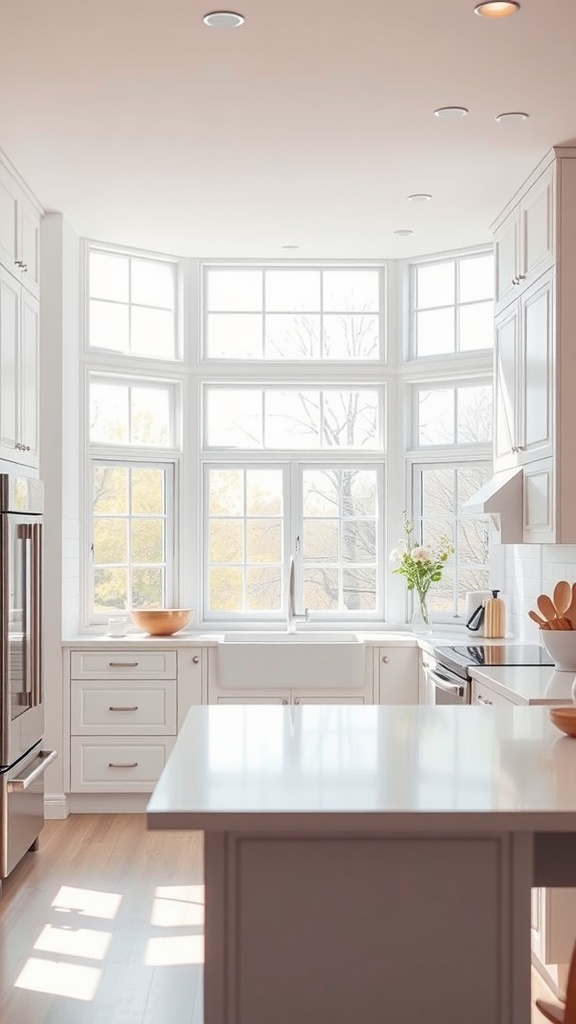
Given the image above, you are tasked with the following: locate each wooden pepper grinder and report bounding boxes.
[484,589,506,639]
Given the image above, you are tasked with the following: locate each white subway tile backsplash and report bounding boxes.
[502,543,576,637]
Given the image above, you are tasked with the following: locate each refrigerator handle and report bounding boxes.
[31,522,43,707]
[7,749,57,792]
[22,525,34,702]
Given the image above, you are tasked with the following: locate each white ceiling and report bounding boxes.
[1,0,575,260]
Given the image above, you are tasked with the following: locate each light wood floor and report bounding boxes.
[0,815,203,1024]
[0,814,560,1023]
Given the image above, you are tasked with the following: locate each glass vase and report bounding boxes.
[412,595,432,637]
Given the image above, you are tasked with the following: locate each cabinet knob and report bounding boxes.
[192,655,200,664]
[381,655,389,663]
[282,698,288,705]
[518,273,526,280]
[477,695,493,706]
[293,697,300,704]
[512,276,519,285]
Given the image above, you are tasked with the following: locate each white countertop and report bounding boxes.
[470,665,576,704]
[61,628,520,649]
[147,703,576,833]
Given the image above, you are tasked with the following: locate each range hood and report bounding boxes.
[463,467,523,543]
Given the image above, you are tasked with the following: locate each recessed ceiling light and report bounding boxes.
[203,11,245,28]
[407,193,433,202]
[495,111,530,123]
[474,1,520,16]
[433,106,469,119]
[393,229,414,237]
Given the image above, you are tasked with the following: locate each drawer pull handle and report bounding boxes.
[108,762,139,768]
[108,706,139,712]
[477,695,493,706]
[108,662,139,668]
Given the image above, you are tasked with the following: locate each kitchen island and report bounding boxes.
[147,703,576,1024]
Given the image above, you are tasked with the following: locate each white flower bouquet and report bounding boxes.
[389,514,453,625]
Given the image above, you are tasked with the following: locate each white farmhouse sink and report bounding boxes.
[217,632,366,690]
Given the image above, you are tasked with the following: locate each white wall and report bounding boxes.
[504,544,576,639]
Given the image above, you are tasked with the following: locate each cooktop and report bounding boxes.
[434,643,553,677]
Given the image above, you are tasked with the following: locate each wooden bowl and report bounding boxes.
[129,609,193,636]
[549,707,576,738]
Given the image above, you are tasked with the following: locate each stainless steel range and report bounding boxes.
[424,644,553,705]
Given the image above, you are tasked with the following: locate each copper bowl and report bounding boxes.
[129,609,193,636]
[549,707,576,738]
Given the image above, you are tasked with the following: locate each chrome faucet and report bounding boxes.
[287,555,309,633]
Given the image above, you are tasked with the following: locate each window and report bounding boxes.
[412,463,491,616]
[89,375,178,448]
[204,463,382,617]
[88,249,178,359]
[204,266,382,360]
[90,461,174,616]
[414,381,493,446]
[204,386,383,450]
[411,253,493,357]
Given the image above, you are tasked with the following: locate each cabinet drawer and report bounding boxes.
[472,680,514,707]
[71,680,177,734]
[70,736,174,792]
[71,650,177,680]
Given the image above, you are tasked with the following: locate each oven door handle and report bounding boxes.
[427,668,466,699]
[7,749,58,792]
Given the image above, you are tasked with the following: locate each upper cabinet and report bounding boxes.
[0,157,41,470]
[0,162,40,299]
[492,147,576,542]
[494,163,555,313]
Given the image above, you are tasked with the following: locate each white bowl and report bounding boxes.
[540,630,576,672]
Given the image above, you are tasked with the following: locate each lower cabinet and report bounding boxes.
[66,646,205,794]
[472,673,576,992]
[377,646,419,704]
[214,691,366,705]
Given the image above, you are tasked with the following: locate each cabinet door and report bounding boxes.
[0,164,19,272]
[18,197,40,298]
[494,302,520,468]
[494,210,519,310]
[378,647,418,704]
[0,265,19,459]
[523,457,555,543]
[19,289,39,467]
[519,166,555,284]
[518,270,554,462]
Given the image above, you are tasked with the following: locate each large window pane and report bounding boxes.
[203,265,382,360]
[90,379,172,448]
[91,463,170,617]
[323,270,379,312]
[88,248,177,359]
[206,467,285,615]
[206,390,263,447]
[265,270,320,311]
[459,301,494,351]
[416,262,455,309]
[459,255,493,303]
[418,389,454,445]
[416,308,455,356]
[412,252,494,357]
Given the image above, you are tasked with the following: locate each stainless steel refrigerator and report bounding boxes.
[0,474,56,892]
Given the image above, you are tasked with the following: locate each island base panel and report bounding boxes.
[203,831,532,1024]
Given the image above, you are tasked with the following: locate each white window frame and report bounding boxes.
[409,375,494,451]
[201,261,387,364]
[87,457,177,624]
[202,458,385,624]
[88,371,183,452]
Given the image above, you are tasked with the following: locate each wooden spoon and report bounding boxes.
[537,593,561,627]
[553,580,572,618]
[564,582,576,629]
[528,609,551,630]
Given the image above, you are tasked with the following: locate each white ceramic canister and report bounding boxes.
[464,590,492,636]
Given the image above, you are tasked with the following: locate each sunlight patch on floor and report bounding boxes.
[145,934,205,966]
[51,885,122,920]
[151,884,205,927]
[34,923,112,960]
[14,957,101,1000]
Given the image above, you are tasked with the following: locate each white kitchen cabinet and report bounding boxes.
[66,646,205,793]
[0,263,39,469]
[494,269,554,472]
[377,646,419,704]
[0,161,41,298]
[494,162,554,313]
[214,690,367,705]
[491,147,576,542]
[472,670,576,994]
